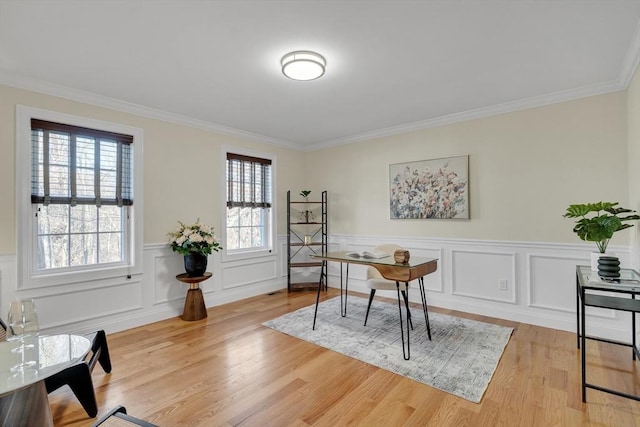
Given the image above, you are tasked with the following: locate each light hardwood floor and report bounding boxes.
[50,289,640,426]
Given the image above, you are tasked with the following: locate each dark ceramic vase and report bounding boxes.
[184,253,208,277]
[597,256,620,278]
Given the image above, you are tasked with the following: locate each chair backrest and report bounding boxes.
[366,244,403,279]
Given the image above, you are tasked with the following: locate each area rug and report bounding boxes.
[263,296,513,403]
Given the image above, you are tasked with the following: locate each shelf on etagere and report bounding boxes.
[288,282,322,291]
[287,190,328,293]
[290,262,324,268]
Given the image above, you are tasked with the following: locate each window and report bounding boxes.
[225,152,272,252]
[30,119,133,271]
[17,106,143,287]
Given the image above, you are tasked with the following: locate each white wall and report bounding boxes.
[303,90,637,342]
[0,84,301,334]
[0,85,305,251]
[0,78,638,342]
[303,91,630,245]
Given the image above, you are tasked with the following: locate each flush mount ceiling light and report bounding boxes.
[281,50,326,81]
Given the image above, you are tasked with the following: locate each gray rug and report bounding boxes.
[263,296,513,403]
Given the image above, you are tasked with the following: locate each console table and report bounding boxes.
[575,265,640,402]
[312,251,438,360]
[176,272,212,321]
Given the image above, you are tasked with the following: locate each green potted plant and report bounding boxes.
[299,190,311,201]
[563,202,640,270]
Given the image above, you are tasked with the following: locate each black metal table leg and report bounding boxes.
[314,261,348,329]
[633,294,637,361]
[340,263,349,317]
[396,281,411,360]
[576,272,581,349]
[581,286,587,402]
[312,265,323,330]
[418,277,432,340]
[400,290,413,330]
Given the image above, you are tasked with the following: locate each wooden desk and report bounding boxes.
[312,251,438,360]
[176,272,212,321]
[575,265,640,402]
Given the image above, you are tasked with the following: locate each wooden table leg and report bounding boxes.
[182,288,207,321]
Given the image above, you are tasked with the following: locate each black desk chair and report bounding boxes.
[93,406,158,427]
[0,320,112,418]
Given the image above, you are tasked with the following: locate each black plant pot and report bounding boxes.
[598,256,620,278]
[184,253,208,277]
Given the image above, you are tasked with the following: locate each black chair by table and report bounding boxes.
[45,329,112,417]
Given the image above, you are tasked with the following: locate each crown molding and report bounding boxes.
[0,71,300,150]
[2,58,635,154]
[306,78,626,152]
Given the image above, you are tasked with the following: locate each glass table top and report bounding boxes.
[577,265,640,292]
[312,250,437,268]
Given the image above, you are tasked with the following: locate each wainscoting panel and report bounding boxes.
[527,253,617,320]
[31,279,144,330]
[527,253,585,312]
[153,252,188,305]
[221,256,278,290]
[451,249,517,304]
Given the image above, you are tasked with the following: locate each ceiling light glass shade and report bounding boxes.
[281,51,326,81]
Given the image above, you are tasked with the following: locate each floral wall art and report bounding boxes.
[389,155,469,219]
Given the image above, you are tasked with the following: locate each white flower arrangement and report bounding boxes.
[168,219,222,255]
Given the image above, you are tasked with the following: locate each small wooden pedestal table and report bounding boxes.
[176,272,212,321]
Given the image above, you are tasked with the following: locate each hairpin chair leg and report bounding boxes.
[400,289,414,330]
[364,287,412,329]
[364,289,376,326]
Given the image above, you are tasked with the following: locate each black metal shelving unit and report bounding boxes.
[287,190,327,292]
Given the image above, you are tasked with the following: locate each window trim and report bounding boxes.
[221,146,276,262]
[16,105,144,289]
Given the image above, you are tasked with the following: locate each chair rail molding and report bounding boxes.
[0,235,633,341]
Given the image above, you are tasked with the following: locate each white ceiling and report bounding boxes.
[1,1,640,151]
